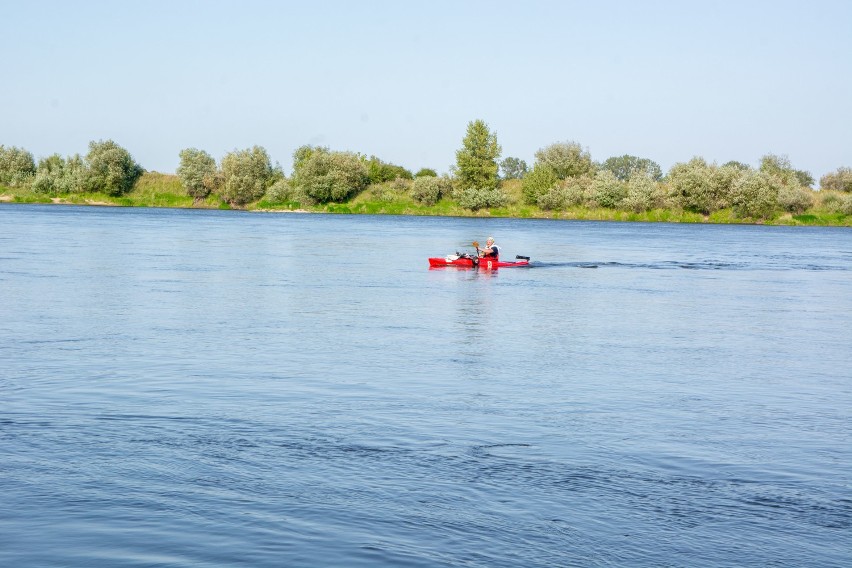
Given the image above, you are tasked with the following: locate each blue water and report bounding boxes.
[1,204,850,567]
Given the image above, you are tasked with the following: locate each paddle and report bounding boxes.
[471,241,480,265]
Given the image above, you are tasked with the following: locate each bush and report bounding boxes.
[731,170,781,219]
[534,141,593,179]
[294,150,369,203]
[84,140,143,196]
[414,168,437,178]
[778,185,814,214]
[759,153,813,187]
[600,155,662,182]
[411,175,452,205]
[220,146,274,206]
[458,187,508,210]
[521,163,559,205]
[588,170,627,209]
[0,145,36,187]
[667,158,737,214]
[537,175,590,210]
[818,191,846,213]
[364,156,413,184]
[623,174,664,212]
[842,194,852,216]
[820,167,852,192]
[177,148,218,200]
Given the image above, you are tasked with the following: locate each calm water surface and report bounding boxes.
[1,204,850,567]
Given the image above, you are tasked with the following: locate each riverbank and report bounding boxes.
[3,172,851,226]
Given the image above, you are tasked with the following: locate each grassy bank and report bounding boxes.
[2,172,851,227]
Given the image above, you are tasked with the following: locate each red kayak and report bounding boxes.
[428,253,531,269]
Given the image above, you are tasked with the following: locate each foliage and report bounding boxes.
[84,140,143,196]
[731,170,781,219]
[411,175,452,205]
[534,141,593,180]
[588,170,627,209]
[219,146,274,206]
[521,163,560,205]
[293,150,370,203]
[177,148,218,200]
[623,174,664,212]
[759,153,813,187]
[458,187,508,210]
[31,154,87,195]
[364,155,413,184]
[723,161,752,171]
[819,167,852,192]
[778,185,814,214]
[600,155,662,182]
[415,168,437,178]
[455,119,501,191]
[292,145,329,173]
[0,145,36,186]
[500,157,528,180]
[536,175,590,210]
[667,158,739,214]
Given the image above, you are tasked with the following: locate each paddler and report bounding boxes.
[477,237,499,259]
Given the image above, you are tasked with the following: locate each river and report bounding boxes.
[1,204,850,566]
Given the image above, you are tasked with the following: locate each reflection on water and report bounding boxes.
[1,205,851,567]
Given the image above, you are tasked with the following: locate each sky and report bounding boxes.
[3,0,851,179]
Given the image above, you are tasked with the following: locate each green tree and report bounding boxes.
[521,163,559,205]
[499,157,528,180]
[455,119,501,190]
[667,158,738,214]
[759,153,813,187]
[363,155,413,184]
[731,170,781,219]
[414,168,438,178]
[220,146,274,206]
[600,155,662,181]
[293,150,369,203]
[534,141,593,180]
[819,167,852,192]
[84,140,143,196]
[177,148,218,201]
[0,145,36,187]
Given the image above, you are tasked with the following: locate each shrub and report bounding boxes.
[414,168,437,178]
[667,158,737,214]
[458,187,508,210]
[411,175,452,205]
[842,194,852,215]
[364,156,413,184]
[294,150,369,203]
[220,146,274,206]
[623,174,664,212]
[84,140,143,196]
[778,184,814,214]
[589,170,627,209]
[759,153,813,187]
[600,155,662,182]
[177,148,218,200]
[819,167,852,192]
[731,170,781,219]
[818,191,845,213]
[521,163,559,205]
[0,145,36,186]
[534,141,593,179]
[537,175,590,210]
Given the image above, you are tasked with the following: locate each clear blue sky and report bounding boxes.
[3,0,851,179]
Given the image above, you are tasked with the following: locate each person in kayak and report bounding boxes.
[478,237,499,259]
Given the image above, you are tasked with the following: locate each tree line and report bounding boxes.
[2,120,851,220]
